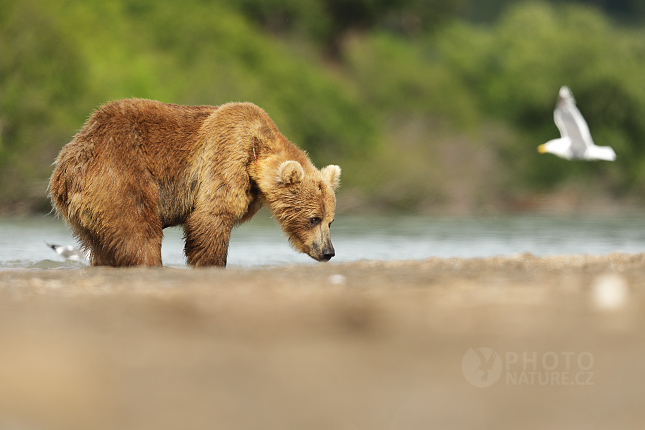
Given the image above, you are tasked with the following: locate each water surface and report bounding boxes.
[2,211,645,268]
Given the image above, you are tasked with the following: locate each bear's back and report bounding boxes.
[85,98,216,146]
[75,99,217,171]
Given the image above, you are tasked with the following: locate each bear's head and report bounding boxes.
[263,160,341,262]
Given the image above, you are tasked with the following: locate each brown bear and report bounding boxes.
[48,99,341,267]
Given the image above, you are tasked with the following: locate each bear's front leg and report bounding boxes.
[183,212,233,267]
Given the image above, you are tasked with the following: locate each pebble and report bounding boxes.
[328,274,347,285]
[591,273,629,311]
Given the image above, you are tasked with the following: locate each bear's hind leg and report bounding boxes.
[108,227,163,267]
[95,233,163,267]
[99,181,164,266]
[67,225,115,266]
[87,234,117,266]
[73,222,163,267]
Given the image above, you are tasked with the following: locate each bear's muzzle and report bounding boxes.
[320,245,335,261]
[306,226,335,262]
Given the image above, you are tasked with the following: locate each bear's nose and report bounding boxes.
[322,248,335,261]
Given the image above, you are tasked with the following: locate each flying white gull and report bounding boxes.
[45,242,88,261]
[538,86,616,161]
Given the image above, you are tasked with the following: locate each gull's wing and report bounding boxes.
[554,86,593,158]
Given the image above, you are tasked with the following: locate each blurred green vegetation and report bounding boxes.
[1,0,645,214]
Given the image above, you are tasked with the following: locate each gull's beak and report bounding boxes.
[538,144,548,154]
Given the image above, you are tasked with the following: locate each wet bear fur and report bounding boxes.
[49,99,341,267]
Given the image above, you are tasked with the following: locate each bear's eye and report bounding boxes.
[309,217,322,227]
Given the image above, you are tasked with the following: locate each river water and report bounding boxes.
[1,211,645,268]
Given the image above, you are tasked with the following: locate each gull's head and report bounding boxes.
[558,86,575,104]
[538,138,572,160]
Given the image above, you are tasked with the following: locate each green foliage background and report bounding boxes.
[1,0,645,213]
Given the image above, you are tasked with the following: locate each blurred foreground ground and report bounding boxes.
[1,254,644,430]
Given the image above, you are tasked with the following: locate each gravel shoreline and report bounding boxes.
[1,254,644,429]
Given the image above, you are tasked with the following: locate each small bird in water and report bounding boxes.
[538,86,616,161]
[45,242,87,261]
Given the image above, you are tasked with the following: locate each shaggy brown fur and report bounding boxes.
[49,99,341,267]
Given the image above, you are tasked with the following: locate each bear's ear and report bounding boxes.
[277,160,305,186]
[320,165,341,190]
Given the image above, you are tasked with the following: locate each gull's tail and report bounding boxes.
[586,145,616,162]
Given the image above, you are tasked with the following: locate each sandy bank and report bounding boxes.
[1,253,644,429]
